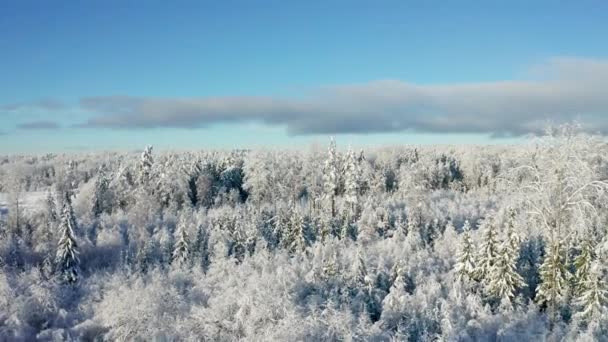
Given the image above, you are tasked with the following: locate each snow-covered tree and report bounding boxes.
[536,239,571,321]
[487,240,526,303]
[192,224,210,272]
[45,191,58,224]
[283,207,307,253]
[455,220,476,282]
[172,220,190,267]
[574,261,608,322]
[476,217,499,283]
[55,193,79,284]
[91,165,110,217]
[343,146,360,214]
[138,145,154,187]
[574,238,594,297]
[323,137,340,218]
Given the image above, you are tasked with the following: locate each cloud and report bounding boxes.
[17,121,61,130]
[1,99,66,112]
[75,57,608,136]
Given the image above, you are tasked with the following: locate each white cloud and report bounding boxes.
[56,57,608,136]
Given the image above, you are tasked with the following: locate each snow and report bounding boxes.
[0,191,47,214]
[1,127,608,340]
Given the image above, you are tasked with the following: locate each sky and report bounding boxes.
[1,1,608,153]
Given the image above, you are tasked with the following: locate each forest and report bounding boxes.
[1,124,608,341]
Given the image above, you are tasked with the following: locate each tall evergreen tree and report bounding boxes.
[138,145,154,187]
[487,240,526,303]
[323,137,340,218]
[284,208,307,253]
[536,239,571,321]
[192,224,210,271]
[92,165,110,218]
[45,191,57,224]
[344,146,360,214]
[455,220,476,282]
[574,261,608,322]
[55,193,79,284]
[573,238,594,297]
[476,217,499,283]
[172,220,190,267]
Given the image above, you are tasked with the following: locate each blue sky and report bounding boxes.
[1,1,608,153]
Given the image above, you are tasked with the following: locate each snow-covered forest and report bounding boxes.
[1,124,608,341]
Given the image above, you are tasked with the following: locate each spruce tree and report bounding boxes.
[138,145,154,187]
[283,206,307,253]
[172,221,190,267]
[573,238,594,297]
[574,261,608,321]
[322,137,340,218]
[192,224,210,271]
[344,146,360,214]
[487,240,526,303]
[92,165,110,218]
[505,209,521,259]
[55,193,79,284]
[455,220,476,282]
[45,191,57,224]
[353,249,375,295]
[476,217,499,283]
[536,239,571,321]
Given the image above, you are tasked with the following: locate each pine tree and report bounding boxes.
[574,261,608,321]
[55,193,79,284]
[487,240,526,303]
[344,146,360,214]
[574,238,594,297]
[455,220,476,282]
[92,165,110,218]
[45,191,57,224]
[322,248,339,281]
[476,217,499,283]
[351,249,374,297]
[137,239,158,273]
[323,137,340,218]
[138,145,154,187]
[536,239,571,321]
[192,224,210,271]
[172,221,190,267]
[505,209,521,259]
[383,262,408,316]
[283,207,307,253]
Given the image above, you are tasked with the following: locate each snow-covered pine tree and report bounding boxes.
[455,220,476,282]
[138,145,154,187]
[192,224,210,271]
[351,248,368,287]
[344,146,360,215]
[135,239,153,273]
[505,208,522,259]
[91,164,110,218]
[286,208,307,253]
[573,237,594,297]
[45,191,57,224]
[55,192,79,284]
[476,217,499,284]
[382,261,408,320]
[574,261,608,322]
[322,137,340,218]
[322,247,340,281]
[357,201,379,244]
[487,239,526,303]
[536,239,571,321]
[339,208,353,241]
[172,220,190,267]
